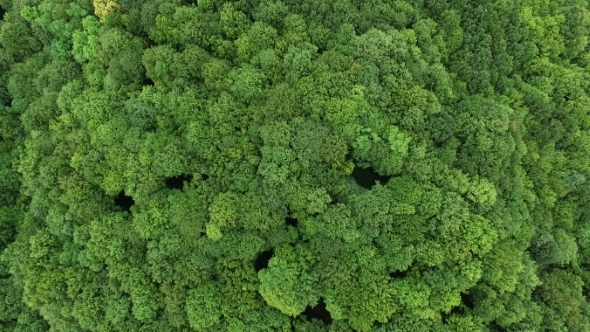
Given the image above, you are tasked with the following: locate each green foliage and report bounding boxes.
[0,21,42,59]
[259,245,319,316]
[72,15,101,64]
[186,282,222,330]
[1,0,590,331]
[536,269,590,331]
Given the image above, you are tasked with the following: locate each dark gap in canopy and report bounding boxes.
[389,270,407,279]
[114,191,134,212]
[254,249,274,272]
[286,207,298,227]
[143,77,154,86]
[460,291,475,309]
[0,87,11,107]
[302,298,332,325]
[487,322,507,332]
[286,216,298,227]
[165,174,193,190]
[443,291,475,323]
[351,166,391,189]
[583,269,590,298]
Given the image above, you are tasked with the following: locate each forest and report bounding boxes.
[1,0,590,331]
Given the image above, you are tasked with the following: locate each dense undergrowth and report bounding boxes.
[1,0,590,331]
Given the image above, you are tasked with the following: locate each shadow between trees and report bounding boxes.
[114,191,134,212]
[302,298,332,325]
[351,166,391,189]
[165,174,193,190]
[254,249,274,272]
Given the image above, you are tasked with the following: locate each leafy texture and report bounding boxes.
[1,0,590,331]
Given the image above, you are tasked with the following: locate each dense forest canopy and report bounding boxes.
[1,0,590,331]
